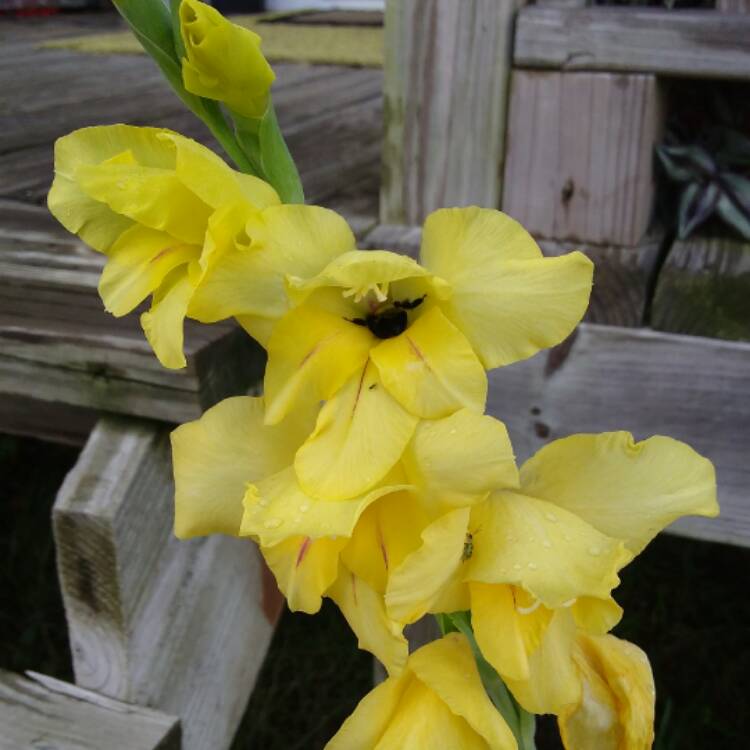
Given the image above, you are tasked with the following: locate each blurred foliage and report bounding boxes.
[656,81,750,241]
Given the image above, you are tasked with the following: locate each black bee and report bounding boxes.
[347,296,426,339]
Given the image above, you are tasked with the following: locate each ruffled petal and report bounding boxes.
[328,566,408,676]
[140,268,194,369]
[171,396,315,538]
[385,507,470,624]
[98,225,198,316]
[466,491,631,608]
[240,467,408,548]
[341,491,429,595]
[262,535,346,614]
[504,609,581,715]
[325,671,410,750]
[559,634,655,750]
[409,633,518,750]
[402,409,518,507]
[520,432,719,554]
[294,362,418,500]
[370,306,487,419]
[420,207,592,369]
[188,204,355,324]
[263,303,374,425]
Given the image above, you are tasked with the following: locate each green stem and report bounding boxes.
[436,612,537,750]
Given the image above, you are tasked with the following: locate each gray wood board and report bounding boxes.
[53,416,278,750]
[0,669,180,750]
[514,8,750,79]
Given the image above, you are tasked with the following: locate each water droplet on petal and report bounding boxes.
[527,562,538,570]
[263,518,282,529]
[259,498,269,507]
[542,540,552,549]
[545,512,557,522]
[299,503,310,513]
[512,563,522,571]
[588,545,601,556]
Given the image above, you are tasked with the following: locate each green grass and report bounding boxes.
[1,433,747,748]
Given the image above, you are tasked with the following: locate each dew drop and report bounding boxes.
[449,429,457,435]
[545,512,557,522]
[542,540,552,549]
[527,562,538,570]
[263,518,282,529]
[512,563,522,571]
[258,498,269,507]
[299,503,310,513]
[588,545,601,556]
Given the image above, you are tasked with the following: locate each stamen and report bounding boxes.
[561,598,577,608]
[516,598,542,616]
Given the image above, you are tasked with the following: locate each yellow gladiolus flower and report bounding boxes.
[386,430,718,713]
[559,633,655,750]
[172,396,519,675]
[179,0,275,119]
[48,124,355,368]
[262,207,592,500]
[326,633,518,750]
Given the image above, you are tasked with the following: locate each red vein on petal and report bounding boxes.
[296,537,312,568]
[405,335,433,372]
[350,360,370,418]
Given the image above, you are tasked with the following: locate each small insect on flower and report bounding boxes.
[347,295,426,340]
[462,531,474,562]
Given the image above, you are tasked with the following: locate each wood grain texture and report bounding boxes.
[0,669,180,750]
[514,7,750,80]
[53,417,278,750]
[381,0,519,224]
[651,236,750,342]
[716,0,750,12]
[363,224,661,326]
[0,200,265,424]
[502,70,663,246]
[0,393,97,446]
[487,324,750,548]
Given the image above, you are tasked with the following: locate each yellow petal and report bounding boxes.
[295,362,418,500]
[325,671,411,750]
[371,678,490,750]
[188,204,355,324]
[328,566,408,676]
[471,582,540,682]
[571,597,624,636]
[370,305,487,418]
[236,313,276,348]
[171,396,315,538]
[240,467,408,547]
[505,609,581,715]
[98,225,198,316]
[76,161,212,246]
[140,269,194,369]
[520,432,719,555]
[263,303,374,425]
[289,249,430,305]
[560,634,655,750]
[262,535,346,614]
[408,633,518,750]
[385,507,470,624]
[403,409,519,507]
[159,130,279,210]
[341,491,429,595]
[420,207,592,369]
[466,491,630,608]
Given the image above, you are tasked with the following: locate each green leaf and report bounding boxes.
[657,144,715,183]
[717,175,750,239]
[258,104,305,204]
[677,182,719,240]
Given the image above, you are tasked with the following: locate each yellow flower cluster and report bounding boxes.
[47,3,720,748]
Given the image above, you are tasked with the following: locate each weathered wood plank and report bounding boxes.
[53,416,280,750]
[716,0,750,12]
[514,8,750,80]
[0,393,96,446]
[487,324,750,548]
[0,669,180,750]
[363,224,661,326]
[381,0,519,224]
[502,70,663,246]
[651,236,750,342]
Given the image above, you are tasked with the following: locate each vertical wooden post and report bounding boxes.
[53,417,279,750]
[381,0,521,225]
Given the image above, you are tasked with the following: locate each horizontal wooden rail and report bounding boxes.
[0,670,180,750]
[514,8,750,79]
